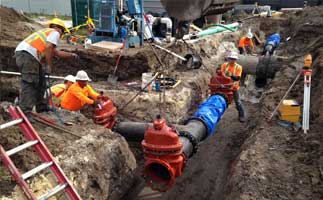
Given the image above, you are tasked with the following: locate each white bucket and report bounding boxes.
[141,72,155,92]
[84,38,92,49]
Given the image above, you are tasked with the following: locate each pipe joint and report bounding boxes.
[178,131,199,157]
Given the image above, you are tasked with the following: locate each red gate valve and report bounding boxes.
[93,98,118,129]
[208,69,234,104]
[141,115,185,192]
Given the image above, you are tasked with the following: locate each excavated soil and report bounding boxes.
[1,5,323,200]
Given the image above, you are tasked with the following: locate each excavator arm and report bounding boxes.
[160,0,239,21]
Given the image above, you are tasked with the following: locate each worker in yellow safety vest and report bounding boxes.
[48,75,76,107]
[220,51,246,122]
[61,70,108,111]
[15,18,79,119]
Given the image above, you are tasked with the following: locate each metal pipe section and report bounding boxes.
[0,71,65,80]
[115,95,227,158]
[237,55,291,87]
[114,121,148,142]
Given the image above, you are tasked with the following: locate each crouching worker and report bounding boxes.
[48,75,75,107]
[262,32,281,56]
[60,70,106,111]
[220,51,246,123]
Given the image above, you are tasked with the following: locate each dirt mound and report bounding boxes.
[0,6,39,47]
[0,107,136,199]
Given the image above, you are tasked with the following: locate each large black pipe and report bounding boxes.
[114,120,205,157]
[114,95,226,158]
[238,55,292,87]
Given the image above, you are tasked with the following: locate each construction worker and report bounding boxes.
[15,18,78,118]
[60,70,106,111]
[48,75,76,107]
[238,32,254,55]
[262,33,281,56]
[220,51,246,122]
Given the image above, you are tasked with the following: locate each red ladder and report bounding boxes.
[0,106,82,200]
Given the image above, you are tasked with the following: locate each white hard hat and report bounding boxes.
[247,32,253,39]
[75,70,91,81]
[227,51,239,60]
[64,75,76,83]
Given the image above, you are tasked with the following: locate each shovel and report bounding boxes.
[152,44,202,69]
[108,37,127,85]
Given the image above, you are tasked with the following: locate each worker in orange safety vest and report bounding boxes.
[15,18,79,119]
[220,51,246,122]
[238,32,254,55]
[48,75,76,107]
[60,70,108,111]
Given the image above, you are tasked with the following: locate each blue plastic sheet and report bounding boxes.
[265,33,281,48]
[192,95,227,136]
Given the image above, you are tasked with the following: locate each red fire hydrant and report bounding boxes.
[141,115,185,191]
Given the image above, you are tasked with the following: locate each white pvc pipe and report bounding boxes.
[160,17,172,37]
[0,71,65,80]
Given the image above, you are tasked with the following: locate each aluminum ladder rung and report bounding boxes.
[6,140,38,156]
[22,162,53,180]
[0,118,23,130]
[38,183,68,200]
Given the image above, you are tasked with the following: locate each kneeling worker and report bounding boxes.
[49,75,75,107]
[262,32,281,56]
[61,70,102,111]
[220,51,246,122]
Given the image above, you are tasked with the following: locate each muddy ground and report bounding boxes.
[1,5,323,200]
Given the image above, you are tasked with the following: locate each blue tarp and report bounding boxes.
[265,33,281,48]
[192,95,227,136]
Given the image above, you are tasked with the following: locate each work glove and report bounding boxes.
[225,71,232,77]
[71,53,79,60]
[93,100,102,109]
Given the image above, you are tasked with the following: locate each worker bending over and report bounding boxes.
[61,70,106,111]
[49,75,75,107]
[15,18,78,118]
[238,32,254,55]
[262,33,281,56]
[220,51,246,122]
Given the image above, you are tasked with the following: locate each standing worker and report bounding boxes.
[238,32,254,55]
[60,70,107,111]
[15,18,78,118]
[49,75,76,107]
[262,32,281,56]
[220,51,246,122]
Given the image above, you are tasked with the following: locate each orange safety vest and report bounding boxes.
[60,82,99,111]
[24,28,56,60]
[221,62,242,91]
[238,36,254,48]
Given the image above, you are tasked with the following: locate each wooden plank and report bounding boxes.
[89,41,123,52]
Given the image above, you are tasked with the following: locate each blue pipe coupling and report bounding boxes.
[191,95,227,136]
